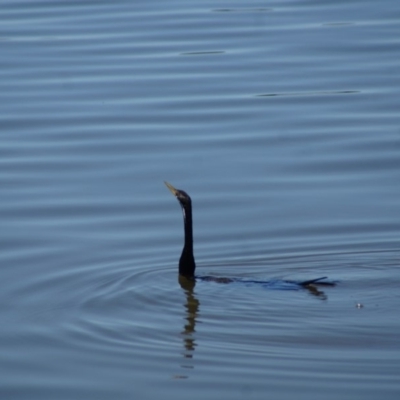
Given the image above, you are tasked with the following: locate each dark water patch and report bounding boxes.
[323,22,355,26]
[256,90,359,97]
[180,51,225,56]
[212,8,273,13]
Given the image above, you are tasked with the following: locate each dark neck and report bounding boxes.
[179,203,196,278]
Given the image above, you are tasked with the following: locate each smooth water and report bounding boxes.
[1,1,400,399]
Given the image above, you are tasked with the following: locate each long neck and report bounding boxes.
[179,203,196,278]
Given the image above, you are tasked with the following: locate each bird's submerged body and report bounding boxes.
[165,181,335,289]
[198,276,334,293]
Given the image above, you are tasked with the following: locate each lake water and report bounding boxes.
[1,0,400,399]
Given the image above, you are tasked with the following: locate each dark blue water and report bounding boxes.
[1,1,400,399]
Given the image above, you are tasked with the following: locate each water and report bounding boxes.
[1,0,400,399]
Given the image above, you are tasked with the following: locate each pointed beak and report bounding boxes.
[164,181,179,197]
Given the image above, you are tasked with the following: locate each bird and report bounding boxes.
[165,181,196,278]
[165,181,334,288]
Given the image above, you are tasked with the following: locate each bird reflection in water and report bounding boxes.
[172,276,199,380]
[179,276,199,354]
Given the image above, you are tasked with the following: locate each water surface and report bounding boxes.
[1,0,400,399]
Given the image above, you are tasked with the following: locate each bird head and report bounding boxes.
[165,181,192,209]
